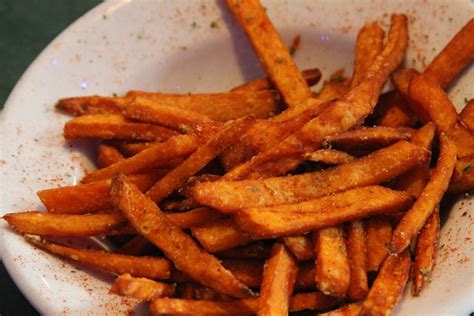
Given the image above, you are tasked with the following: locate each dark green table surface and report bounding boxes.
[0,1,100,314]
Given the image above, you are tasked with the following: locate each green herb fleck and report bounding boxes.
[276,57,286,64]
[251,185,260,193]
[289,47,296,56]
[191,21,198,29]
[448,17,453,22]
[141,225,150,234]
[419,268,430,277]
[33,139,38,142]
[235,0,241,5]
[332,76,345,83]
[245,16,254,22]
[180,46,187,51]
[339,244,346,254]
[464,97,469,104]
[112,93,118,97]
[179,124,191,133]
[210,21,219,29]
[462,163,472,174]
[102,14,107,20]
[65,172,72,177]
[137,33,144,40]
[80,104,89,112]
[71,270,77,273]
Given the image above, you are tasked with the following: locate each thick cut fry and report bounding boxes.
[217,242,272,260]
[194,141,427,213]
[351,21,385,88]
[460,99,474,132]
[38,172,164,214]
[3,212,132,236]
[166,207,224,229]
[124,97,213,131]
[360,250,411,316]
[191,218,253,253]
[365,216,392,272]
[64,114,178,141]
[231,68,322,92]
[258,244,298,316]
[391,134,456,253]
[97,144,124,168]
[83,134,200,183]
[304,149,354,165]
[346,220,368,301]
[412,209,440,296]
[236,186,414,238]
[146,117,254,203]
[226,0,311,108]
[223,14,408,179]
[449,156,474,193]
[27,238,171,279]
[111,273,176,300]
[150,292,337,315]
[313,226,350,297]
[423,19,474,89]
[282,235,314,261]
[110,174,253,298]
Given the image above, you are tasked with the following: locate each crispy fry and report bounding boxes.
[160,198,200,212]
[64,114,178,141]
[38,172,164,214]
[3,212,133,236]
[55,95,127,116]
[166,207,224,229]
[351,21,385,88]
[83,134,200,183]
[320,302,362,316]
[236,186,414,238]
[226,0,312,108]
[282,235,314,261]
[97,144,125,168]
[230,68,322,92]
[375,90,417,127]
[346,220,368,301]
[194,141,427,213]
[412,209,440,296]
[360,250,411,316]
[217,242,272,260]
[365,216,392,272]
[117,141,155,156]
[146,117,254,203]
[449,156,474,193]
[391,134,456,253]
[304,149,354,165]
[460,99,474,132]
[27,238,171,279]
[111,273,176,300]
[110,174,253,298]
[191,218,253,253]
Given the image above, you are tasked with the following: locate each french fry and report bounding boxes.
[375,90,417,127]
[160,198,200,212]
[412,209,440,296]
[365,216,392,272]
[83,134,200,183]
[346,220,369,301]
[116,235,151,256]
[235,186,414,238]
[3,212,133,236]
[217,242,272,260]
[26,237,171,279]
[390,134,457,253]
[110,174,253,298]
[146,117,254,203]
[448,156,474,193]
[258,243,298,315]
[282,235,314,261]
[231,68,322,92]
[191,218,253,253]
[110,273,176,300]
[360,250,411,316]
[313,226,350,297]
[226,0,312,108]
[460,99,474,132]
[194,140,427,213]
[38,172,165,214]
[117,141,155,156]
[55,95,127,116]
[304,149,354,165]
[166,207,224,229]
[319,302,362,316]
[97,144,125,168]
[351,21,385,88]
[64,114,178,141]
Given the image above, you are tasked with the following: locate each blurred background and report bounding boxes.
[0,1,100,314]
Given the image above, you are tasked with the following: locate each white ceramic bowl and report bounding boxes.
[0,1,473,315]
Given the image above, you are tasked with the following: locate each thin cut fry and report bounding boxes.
[83,134,201,183]
[390,134,456,253]
[236,186,414,238]
[412,209,440,296]
[217,242,272,260]
[304,149,354,165]
[282,235,314,261]
[365,216,392,272]
[226,0,312,108]
[313,226,350,298]
[27,237,172,279]
[117,141,155,156]
[97,144,124,168]
[194,140,427,213]
[3,212,133,236]
[346,220,369,301]
[110,174,253,298]
[231,68,322,92]
[258,244,298,316]
[360,250,411,316]
[460,99,474,132]
[64,114,178,141]
[110,273,176,300]
[166,207,224,229]
[55,95,128,116]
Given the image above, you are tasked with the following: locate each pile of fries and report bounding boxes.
[4,0,474,314]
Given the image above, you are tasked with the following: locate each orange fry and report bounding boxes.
[110,174,253,298]
[282,235,314,261]
[366,216,392,272]
[391,134,456,253]
[166,207,224,229]
[97,144,124,168]
[217,242,272,260]
[375,90,417,127]
[117,141,155,156]
[460,99,474,132]
[304,149,354,165]
[55,95,127,116]
[346,220,369,301]
[258,244,298,315]
[111,273,176,300]
[27,238,171,279]
[449,156,474,193]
